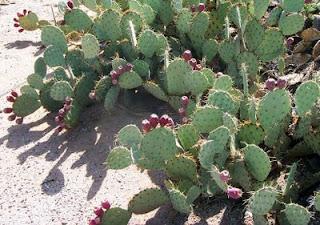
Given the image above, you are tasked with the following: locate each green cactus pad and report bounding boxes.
[219,42,236,63]
[104,86,120,111]
[255,29,284,60]
[169,189,191,214]
[250,0,269,19]
[238,124,264,146]
[20,85,38,100]
[244,144,271,181]
[210,165,228,192]
[12,94,41,117]
[184,71,208,95]
[208,126,230,148]
[81,34,100,59]
[137,156,165,170]
[200,167,221,197]
[229,5,248,29]
[257,89,291,130]
[65,50,89,77]
[199,140,228,170]
[118,71,143,89]
[138,29,158,58]
[64,9,93,31]
[132,60,150,78]
[158,0,174,26]
[228,160,253,191]
[41,26,67,53]
[112,58,127,71]
[236,52,259,78]
[107,146,132,169]
[166,59,191,95]
[177,125,199,150]
[223,113,238,134]
[128,188,169,214]
[176,9,192,34]
[82,0,97,11]
[284,163,297,197]
[100,10,122,41]
[94,76,112,101]
[267,7,283,26]
[253,214,269,225]
[190,12,210,37]
[248,187,278,215]
[156,33,169,56]
[293,117,311,139]
[73,72,99,106]
[117,125,142,147]
[186,186,201,205]
[202,39,219,62]
[305,130,320,155]
[279,12,305,36]
[165,157,197,183]
[141,4,155,24]
[214,75,233,91]
[27,73,44,90]
[285,204,311,225]
[143,82,168,102]
[206,10,224,38]
[39,81,64,112]
[283,0,304,13]
[50,81,73,101]
[54,67,69,81]
[207,90,239,115]
[19,12,38,31]
[295,81,320,116]
[315,192,320,211]
[202,68,216,87]
[120,11,143,39]
[34,57,47,78]
[101,207,132,225]
[192,106,224,133]
[140,127,177,162]
[44,46,65,67]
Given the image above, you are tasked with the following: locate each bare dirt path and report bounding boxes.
[0,1,244,224]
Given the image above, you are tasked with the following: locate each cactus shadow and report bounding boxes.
[4,40,42,50]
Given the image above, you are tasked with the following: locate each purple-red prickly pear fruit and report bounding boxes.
[179,108,186,116]
[93,207,104,217]
[14,18,19,22]
[16,117,23,125]
[126,63,133,71]
[149,114,159,128]
[17,12,24,17]
[142,119,151,132]
[227,187,243,199]
[220,170,230,182]
[188,58,197,68]
[167,117,175,128]
[266,78,277,91]
[65,96,72,105]
[89,92,96,100]
[277,77,287,89]
[195,64,202,71]
[3,108,13,114]
[159,114,169,127]
[198,3,205,12]
[18,29,24,33]
[67,0,74,9]
[58,108,66,117]
[14,23,20,27]
[118,66,124,75]
[181,96,189,106]
[11,91,18,98]
[286,37,294,45]
[305,0,312,4]
[8,114,16,121]
[89,219,97,225]
[101,200,111,210]
[216,72,223,78]
[183,50,192,61]
[110,70,118,79]
[112,79,118,85]
[190,5,196,12]
[182,117,188,124]
[64,104,71,111]
[55,125,63,134]
[6,96,15,102]
[55,116,63,123]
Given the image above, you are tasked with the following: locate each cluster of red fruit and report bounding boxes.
[219,170,243,200]
[266,77,287,91]
[142,113,175,132]
[179,96,190,124]
[190,3,205,13]
[13,10,31,33]
[89,200,111,225]
[183,50,202,71]
[55,96,72,134]
[3,91,23,124]
[110,63,133,86]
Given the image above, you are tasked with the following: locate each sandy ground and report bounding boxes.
[0,1,246,224]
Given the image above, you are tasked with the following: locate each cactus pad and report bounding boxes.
[121,11,142,39]
[248,187,278,215]
[184,71,208,95]
[214,75,233,91]
[34,57,47,78]
[64,9,93,31]
[237,52,259,78]
[20,85,38,100]
[101,207,132,225]
[202,39,219,62]
[257,89,291,130]
[166,59,191,95]
[39,81,64,112]
[44,46,65,67]
[117,125,142,147]
[228,160,253,191]
[199,140,227,170]
[138,30,158,58]
[165,157,197,183]
[176,9,192,33]
[104,86,120,111]
[143,82,168,102]
[27,73,44,90]
[13,94,41,117]
[107,147,132,169]
[192,106,224,133]
[219,42,236,63]
[190,12,210,37]
[210,165,228,192]
[202,68,216,86]
[118,71,143,89]
[177,125,199,150]
[238,124,264,145]
[284,204,311,225]
[169,189,191,214]
[82,34,100,59]
[208,126,230,149]
[244,144,271,181]
[158,0,174,26]
[186,186,201,205]
[315,192,320,211]
[279,12,305,36]
[267,7,283,26]
[207,90,239,115]
[250,0,269,19]
[41,26,67,53]
[128,188,169,214]
[255,29,284,60]
[283,0,304,13]
[19,12,38,31]
[50,81,73,101]
[294,81,320,116]
[100,10,122,41]
[140,127,177,162]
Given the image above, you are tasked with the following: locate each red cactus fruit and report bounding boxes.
[118,66,124,75]
[286,37,294,45]
[266,78,277,91]
[18,29,24,33]
[198,3,205,12]
[14,23,20,27]
[110,70,118,79]
[8,114,17,121]
[3,108,13,114]
[23,9,27,15]
[190,4,196,12]
[182,117,188,124]
[94,216,102,225]
[101,200,111,210]
[179,108,186,116]
[11,91,18,98]
[59,20,66,26]
[159,114,169,127]
[188,58,197,68]
[67,0,74,9]
[58,108,66,117]
[181,96,189,106]
[277,77,287,89]
[55,125,63,134]
[93,207,104,217]
[142,119,151,132]
[6,96,15,102]
[305,0,312,4]
[64,96,72,105]
[17,12,24,17]
[64,104,71,111]
[89,219,97,225]
[149,114,159,128]
[195,64,202,71]
[126,63,133,71]
[89,92,96,100]
[183,50,192,61]
[227,187,243,199]
[14,18,19,22]
[55,116,63,123]
[167,117,175,128]
[16,117,23,125]
[220,170,230,182]
[112,79,118,85]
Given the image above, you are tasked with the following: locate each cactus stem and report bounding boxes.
[128,20,137,48]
